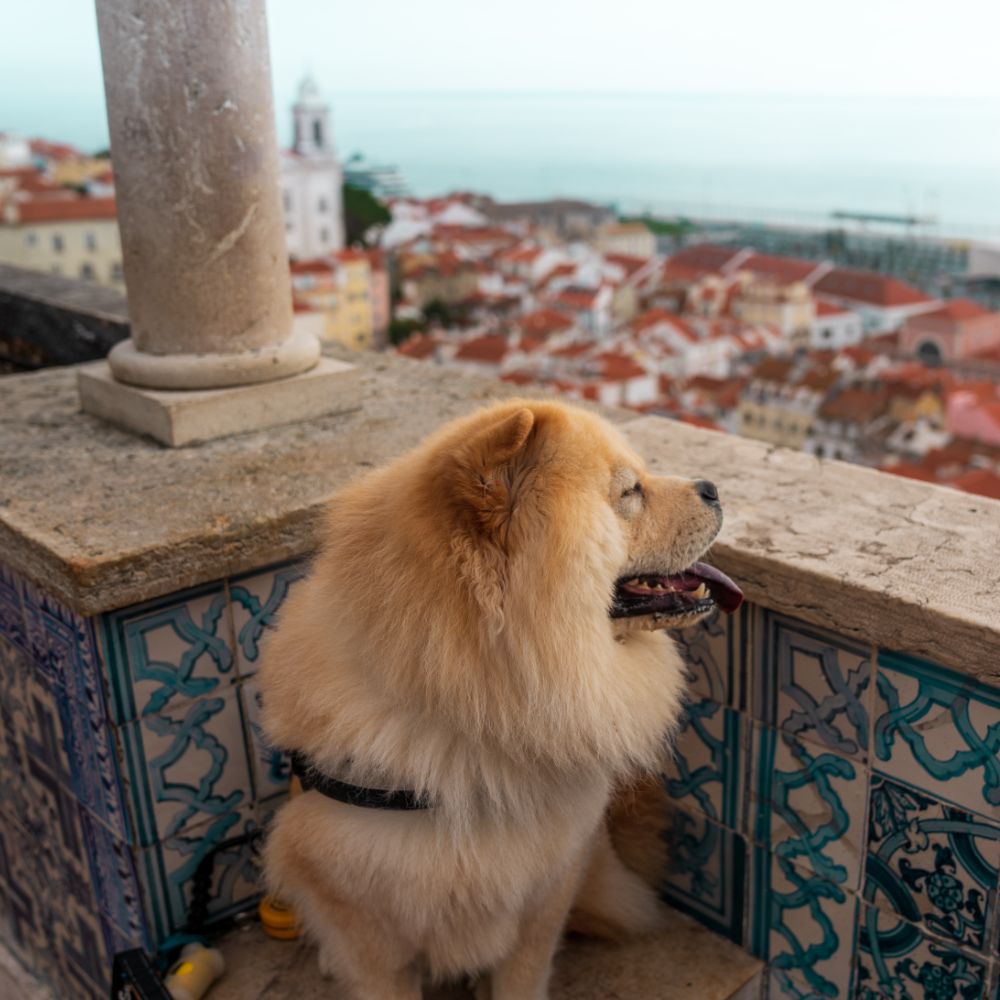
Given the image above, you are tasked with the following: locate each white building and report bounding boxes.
[810,299,864,350]
[280,76,344,260]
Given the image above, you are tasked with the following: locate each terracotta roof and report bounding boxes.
[948,468,1000,500]
[632,308,677,333]
[594,352,648,382]
[908,298,992,323]
[535,262,577,290]
[290,258,335,275]
[397,334,439,360]
[751,357,796,384]
[740,253,819,284]
[549,342,593,359]
[454,334,510,364]
[604,253,649,279]
[517,308,574,338]
[883,462,938,483]
[667,245,742,274]
[500,371,538,386]
[815,299,852,317]
[818,386,889,423]
[553,286,600,310]
[6,196,117,223]
[814,267,934,307]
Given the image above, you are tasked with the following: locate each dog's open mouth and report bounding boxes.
[609,561,744,621]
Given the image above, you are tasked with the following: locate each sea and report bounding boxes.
[329,92,1000,241]
[17,90,1000,240]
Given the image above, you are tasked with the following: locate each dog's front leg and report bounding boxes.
[486,848,589,1000]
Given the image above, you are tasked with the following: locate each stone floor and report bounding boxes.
[210,907,763,1000]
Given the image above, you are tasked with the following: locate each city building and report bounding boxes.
[0,196,122,287]
[811,266,939,333]
[809,299,864,350]
[897,298,1000,364]
[594,221,656,259]
[280,76,344,260]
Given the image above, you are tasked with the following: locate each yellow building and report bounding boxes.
[729,275,815,341]
[290,250,377,350]
[0,197,123,288]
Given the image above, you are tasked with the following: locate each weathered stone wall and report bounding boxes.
[0,263,128,371]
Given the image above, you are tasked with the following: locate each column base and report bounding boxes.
[108,327,321,390]
[78,356,361,447]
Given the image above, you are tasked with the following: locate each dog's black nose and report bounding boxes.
[696,480,720,506]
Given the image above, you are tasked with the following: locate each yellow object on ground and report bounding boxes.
[163,942,225,1000]
[259,896,301,940]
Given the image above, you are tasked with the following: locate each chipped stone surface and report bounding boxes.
[209,908,762,1000]
[1,352,998,679]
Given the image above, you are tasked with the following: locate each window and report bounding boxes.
[283,191,291,212]
[320,227,329,244]
[313,120,323,146]
[25,232,37,247]
[85,231,97,252]
[110,262,124,282]
[317,197,327,213]
[822,328,832,340]
[80,263,95,281]
[52,234,64,253]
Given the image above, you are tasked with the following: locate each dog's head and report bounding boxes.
[423,399,742,634]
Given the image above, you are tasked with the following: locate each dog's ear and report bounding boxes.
[451,407,536,542]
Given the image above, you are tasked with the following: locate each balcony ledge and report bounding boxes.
[1,348,998,680]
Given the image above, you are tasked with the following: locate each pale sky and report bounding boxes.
[3,0,999,150]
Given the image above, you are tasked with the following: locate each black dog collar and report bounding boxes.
[289,750,429,811]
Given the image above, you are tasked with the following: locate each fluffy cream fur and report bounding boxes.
[260,399,723,999]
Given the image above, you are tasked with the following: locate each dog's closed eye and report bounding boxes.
[622,482,643,499]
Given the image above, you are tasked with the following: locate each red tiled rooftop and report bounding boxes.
[814,267,934,308]
[815,299,852,317]
[454,334,510,364]
[667,244,742,274]
[909,298,992,323]
[6,196,117,223]
[818,386,889,423]
[397,334,439,360]
[740,253,821,284]
[517,308,575,338]
[948,468,1000,501]
[553,286,600,310]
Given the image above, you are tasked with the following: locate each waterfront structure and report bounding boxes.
[343,152,409,199]
[280,76,344,260]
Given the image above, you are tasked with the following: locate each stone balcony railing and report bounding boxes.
[2,324,1000,998]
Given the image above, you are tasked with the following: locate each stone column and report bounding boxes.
[93,0,318,389]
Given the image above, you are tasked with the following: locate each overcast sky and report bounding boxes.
[3,0,999,149]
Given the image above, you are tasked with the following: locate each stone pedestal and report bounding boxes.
[78,357,361,447]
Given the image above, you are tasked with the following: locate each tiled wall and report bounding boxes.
[2,551,999,999]
[0,559,305,997]
[665,605,1000,999]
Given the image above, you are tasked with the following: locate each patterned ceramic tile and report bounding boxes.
[856,900,990,999]
[663,696,744,831]
[119,684,252,847]
[755,611,873,761]
[21,578,106,712]
[873,652,1000,822]
[1,624,128,842]
[752,722,868,892]
[136,805,266,945]
[52,890,112,999]
[239,672,291,802]
[228,562,309,677]
[751,846,858,999]
[661,803,747,943]
[865,773,1000,955]
[676,603,748,710]
[78,806,148,948]
[99,581,237,725]
[0,562,27,652]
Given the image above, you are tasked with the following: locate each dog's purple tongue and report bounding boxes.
[689,561,744,614]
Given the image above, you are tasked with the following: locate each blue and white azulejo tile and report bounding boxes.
[865,773,1000,955]
[228,561,308,678]
[676,603,748,710]
[100,581,237,725]
[238,673,291,802]
[855,899,990,1000]
[873,651,1000,821]
[751,722,867,892]
[754,610,873,761]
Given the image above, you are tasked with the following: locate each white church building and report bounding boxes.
[280,76,344,260]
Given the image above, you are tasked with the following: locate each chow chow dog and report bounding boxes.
[260,399,742,999]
